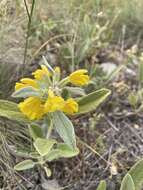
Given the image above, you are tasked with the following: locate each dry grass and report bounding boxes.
[1,0,143,66]
[0,0,26,64]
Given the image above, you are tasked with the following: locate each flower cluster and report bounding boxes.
[15,65,90,120]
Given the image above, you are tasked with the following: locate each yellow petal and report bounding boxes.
[45,95,65,113]
[63,98,78,114]
[15,78,38,91]
[48,89,54,98]
[18,97,45,120]
[69,69,89,86]
[70,69,88,75]
[15,82,26,91]
[54,67,61,73]
[21,78,38,87]
[32,65,51,80]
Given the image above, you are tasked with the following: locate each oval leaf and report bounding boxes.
[77,88,111,114]
[53,111,76,149]
[129,159,143,190]
[120,174,135,190]
[29,124,43,140]
[0,99,29,123]
[0,100,19,111]
[45,144,79,162]
[44,150,61,162]
[57,143,79,158]
[12,87,40,98]
[14,159,35,171]
[96,180,106,190]
[34,138,56,156]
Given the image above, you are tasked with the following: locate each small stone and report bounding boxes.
[41,179,61,190]
[110,163,118,176]
[100,62,117,75]
[134,124,140,129]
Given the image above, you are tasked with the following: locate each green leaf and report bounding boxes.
[44,150,61,162]
[96,180,106,190]
[53,111,76,149]
[129,159,143,190]
[64,87,85,96]
[57,143,79,158]
[45,144,79,162]
[0,99,29,123]
[120,174,135,190]
[12,87,40,98]
[34,138,56,156]
[12,146,39,159]
[77,88,111,114]
[42,116,52,137]
[14,160,35,171]
[0,100,19,111]
[29,124,43,140]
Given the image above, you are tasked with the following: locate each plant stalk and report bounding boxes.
[23,0,36,67]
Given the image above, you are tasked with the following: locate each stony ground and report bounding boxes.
[1,48,143,190]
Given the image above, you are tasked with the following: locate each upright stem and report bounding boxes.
[23,0,30,19]
[23,0,36,67]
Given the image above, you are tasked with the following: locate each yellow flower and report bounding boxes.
[18,97,45,120]
[63,98,78,114]
[15,78,38,91]
[69,69,89,86]
[44,90,65,112]
[32,65,51,80]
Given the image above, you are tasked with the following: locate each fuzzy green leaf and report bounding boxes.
[57,143,79,158]
[120,174,135,190]
[12,87,40,98]
[0,100,19,111]
[45,150,61,162]
[77,88,111,114]
[129,159,143,190]
[45,144,79,162]
[53,111,76,149]
[34,138,56,156]
[14,160,35,171]
[96,180,106,190]
[0,99,29,123]
[29,124,43,140]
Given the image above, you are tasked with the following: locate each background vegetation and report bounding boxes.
[1,0,143,189]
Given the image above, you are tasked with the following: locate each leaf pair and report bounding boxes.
[29,111,76,150]
[14,143,79,171]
